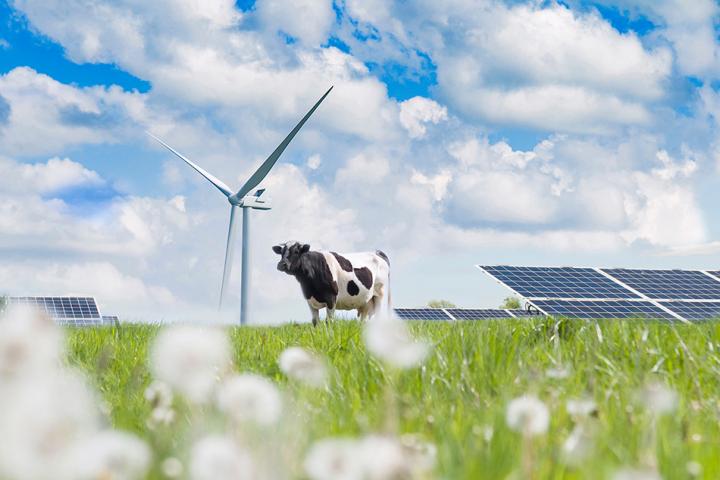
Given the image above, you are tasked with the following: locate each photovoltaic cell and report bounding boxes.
[481,266,639,299]
[446,309,513,319]
[8,297,104,326]
[658,302,720,321]
[603,269,720,300]
[530,300,675,320]
[394,309,452,321]
[511,309,545,317]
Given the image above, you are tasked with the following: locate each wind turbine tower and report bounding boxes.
[149,87,332,324]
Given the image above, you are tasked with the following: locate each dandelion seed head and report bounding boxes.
[612,467,662,480]
[304,438,364,480]
[399,434,437,473]
[359,435,413,480]
[279,347,328,387]
[686,461,702,477]
[150,326,232,403]
[0,370,100,480]
[363,315,430,369]
[161,457,184,478]
[566,398,598,419]
[561,425,594,465]
[545,365,571,379]
[639,382,678,415]
[0,305,63,382]
[506,395,549,436]
[144,381,173,409]
[189,435,254,480]
[217,374,282,427]
[67,430,151,480]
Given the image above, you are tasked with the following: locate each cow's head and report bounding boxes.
[272,241,310,274]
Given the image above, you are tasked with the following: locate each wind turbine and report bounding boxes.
[148,86,333,325]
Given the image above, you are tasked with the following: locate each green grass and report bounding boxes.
[67,318,720,479]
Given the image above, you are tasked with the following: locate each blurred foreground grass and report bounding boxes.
[67,318,720,479]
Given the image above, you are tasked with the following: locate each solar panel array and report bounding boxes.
[8,297,109,327]
[480,265,720,322]
[394,308,542,321]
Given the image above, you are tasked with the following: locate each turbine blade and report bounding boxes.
[219,205,238,309]
[146,131,234,197]
[232,86,333,201]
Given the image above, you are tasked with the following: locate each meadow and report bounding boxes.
[64,317,720,480]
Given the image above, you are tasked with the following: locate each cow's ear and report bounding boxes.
[301,244,311,253]
[272,245,283,255]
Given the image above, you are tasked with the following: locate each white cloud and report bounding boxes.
[256,0,334,45]
[0,39,9,49]
[0,156,102,193]
[335,152,390,186]
[399,97,448,139]
[306,154,321,170]
[0,67,148,156]
[599,0,720,79]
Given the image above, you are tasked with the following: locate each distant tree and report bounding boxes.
[428,299,456,308]
[500,296,521,309]
[0,295,6,313]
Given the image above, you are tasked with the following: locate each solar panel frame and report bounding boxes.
[394,308,453,321]
[529,299,676,320]
[446,309,513,319]
[602,268,720,300]
[479,265,641,300]
[657,302,720,321]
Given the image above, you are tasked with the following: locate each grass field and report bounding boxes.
[63,317,720,479]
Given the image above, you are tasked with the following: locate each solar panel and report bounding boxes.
[446,309,513,319]
[511,309,545,317]
[603,269,720,300]
[8,297,104,326]
[394,308,452,321]
[657,302,720,321]
[529,300,676,320]
[480,266,639,299]
[102,315,120,326]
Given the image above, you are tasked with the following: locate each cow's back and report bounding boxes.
[322,251,389,310]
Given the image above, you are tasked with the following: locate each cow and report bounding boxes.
[272,241,391,326]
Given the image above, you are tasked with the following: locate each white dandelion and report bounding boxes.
[189,435,254,480]
[216,374,282,427]
[150,326,232,403]
[545,365,571,379]
[304,438,364,480]
[0,304,63,383]
[566,398,598,420]
[144,381,173,409]
[561,425,594,465]
[506,395,550,436]
[400,434,437,473]
[67,430,151,480]
[639,382,678,416]
[279,347,328,387]
[359,435,414,480]
[363,315,430,369]
[147,406,176,429]
[0,370,100,480]
[161,457,184,478]
[612,467,662,480]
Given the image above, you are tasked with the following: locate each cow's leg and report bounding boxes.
[326,307,336,323]
[357,304,369,322]
[369,295,383,319]
[308,304,320,327]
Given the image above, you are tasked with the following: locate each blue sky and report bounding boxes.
[2,0,720,323]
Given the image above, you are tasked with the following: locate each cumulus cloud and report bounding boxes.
[256,0,334,45]
[399,97,448,139]
[0,67,148,156]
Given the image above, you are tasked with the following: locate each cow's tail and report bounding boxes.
[376,250,392,316]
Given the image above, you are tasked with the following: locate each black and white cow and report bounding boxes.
[272,242,391,326]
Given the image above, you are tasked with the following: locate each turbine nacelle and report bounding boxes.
[236,188,271,210]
